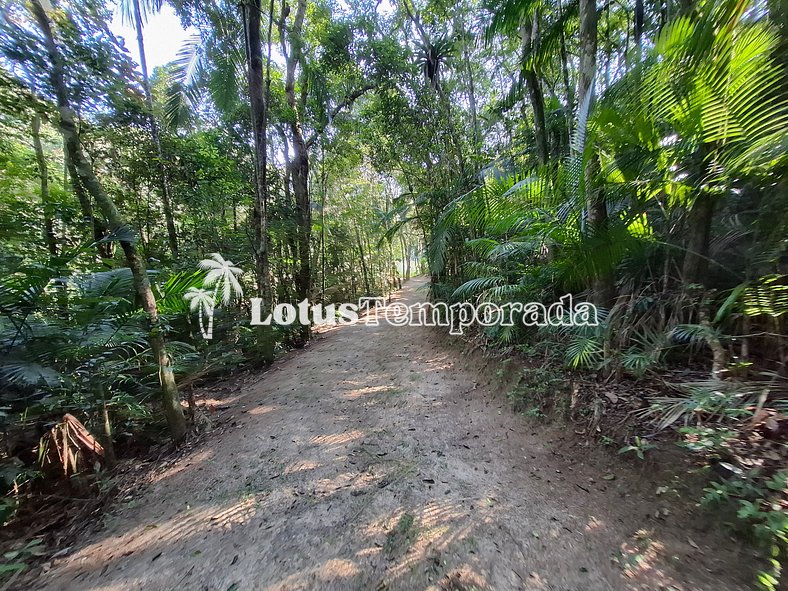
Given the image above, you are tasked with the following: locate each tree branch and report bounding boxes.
[306,83,375,148]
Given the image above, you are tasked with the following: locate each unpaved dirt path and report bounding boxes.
[37,278,752,591]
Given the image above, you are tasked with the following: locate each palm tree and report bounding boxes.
[608,0,788,285]
[184,287,215,339]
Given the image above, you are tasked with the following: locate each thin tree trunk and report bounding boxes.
[282,0,311,343]
[31,114,58,256]
[401,0,465,174]
[603,3,611,88]
[243,0,275,363]
[682,143,714,285]
[405,241,411,279]
[320,154,327,304]
[98,384,116,468]
[586,155,615,306]
[458,16,481,151]
[577,0,597,116]
[700,305,728,379]
[578,0,614,307]
[32,0,186,442]
[635,0,644,62]
[521,14,549,165]
[557,0,574,143]
[354,223,371,295]
[36,114,69,318]
[436,85,467,175]
[291,139,311,304]
[399,235,407,280]
[132,0,179,258]
[464,50,480,151]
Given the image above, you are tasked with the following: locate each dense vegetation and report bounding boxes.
[0,0,786,586]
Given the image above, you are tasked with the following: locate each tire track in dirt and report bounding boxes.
[36,277,752,591]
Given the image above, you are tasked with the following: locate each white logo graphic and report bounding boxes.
[184,253,244,340]
[249,295,599,334]
[184,253,599,341]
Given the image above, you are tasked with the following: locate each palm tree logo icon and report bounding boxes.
[184,253,244,340]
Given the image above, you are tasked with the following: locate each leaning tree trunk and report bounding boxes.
[243,0,276,363]
[32,0,186,442]
[132,0,179,259]
[31,114,58,256]
[64,139,112,258]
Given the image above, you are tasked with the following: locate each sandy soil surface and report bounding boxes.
[34,277,753,591]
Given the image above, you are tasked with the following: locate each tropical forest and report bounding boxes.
[0,0,786,588]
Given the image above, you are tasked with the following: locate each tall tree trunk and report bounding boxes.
[282,0,311,344]
[243,0,276,363]
[291,139,311,305]
[464,50,480,151]
[585,155,615,306]
[557,0,574,143]
[578,0,614,306]
[520,13,549,165]
[682,144,714,285]
[436,85,467,174]
[401,0,465,174]
[603,3,612,87]
[132,0,179,259]
[635,0,644,62]
[458,16,481,151]
[682,192,714,284]
[32,0,186,442]
[320,153,327,304]
[31,114,57,256]
[577,0,597,116]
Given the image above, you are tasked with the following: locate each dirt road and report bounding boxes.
[37,277,751,591]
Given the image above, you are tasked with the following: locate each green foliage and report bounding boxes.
[0,0,784,587]
[703,470,788,591]
[506,365,563,411]
[677,426,737,454]
[0,537,46,582]
[639,380,760,430]
[618,436,656,460]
